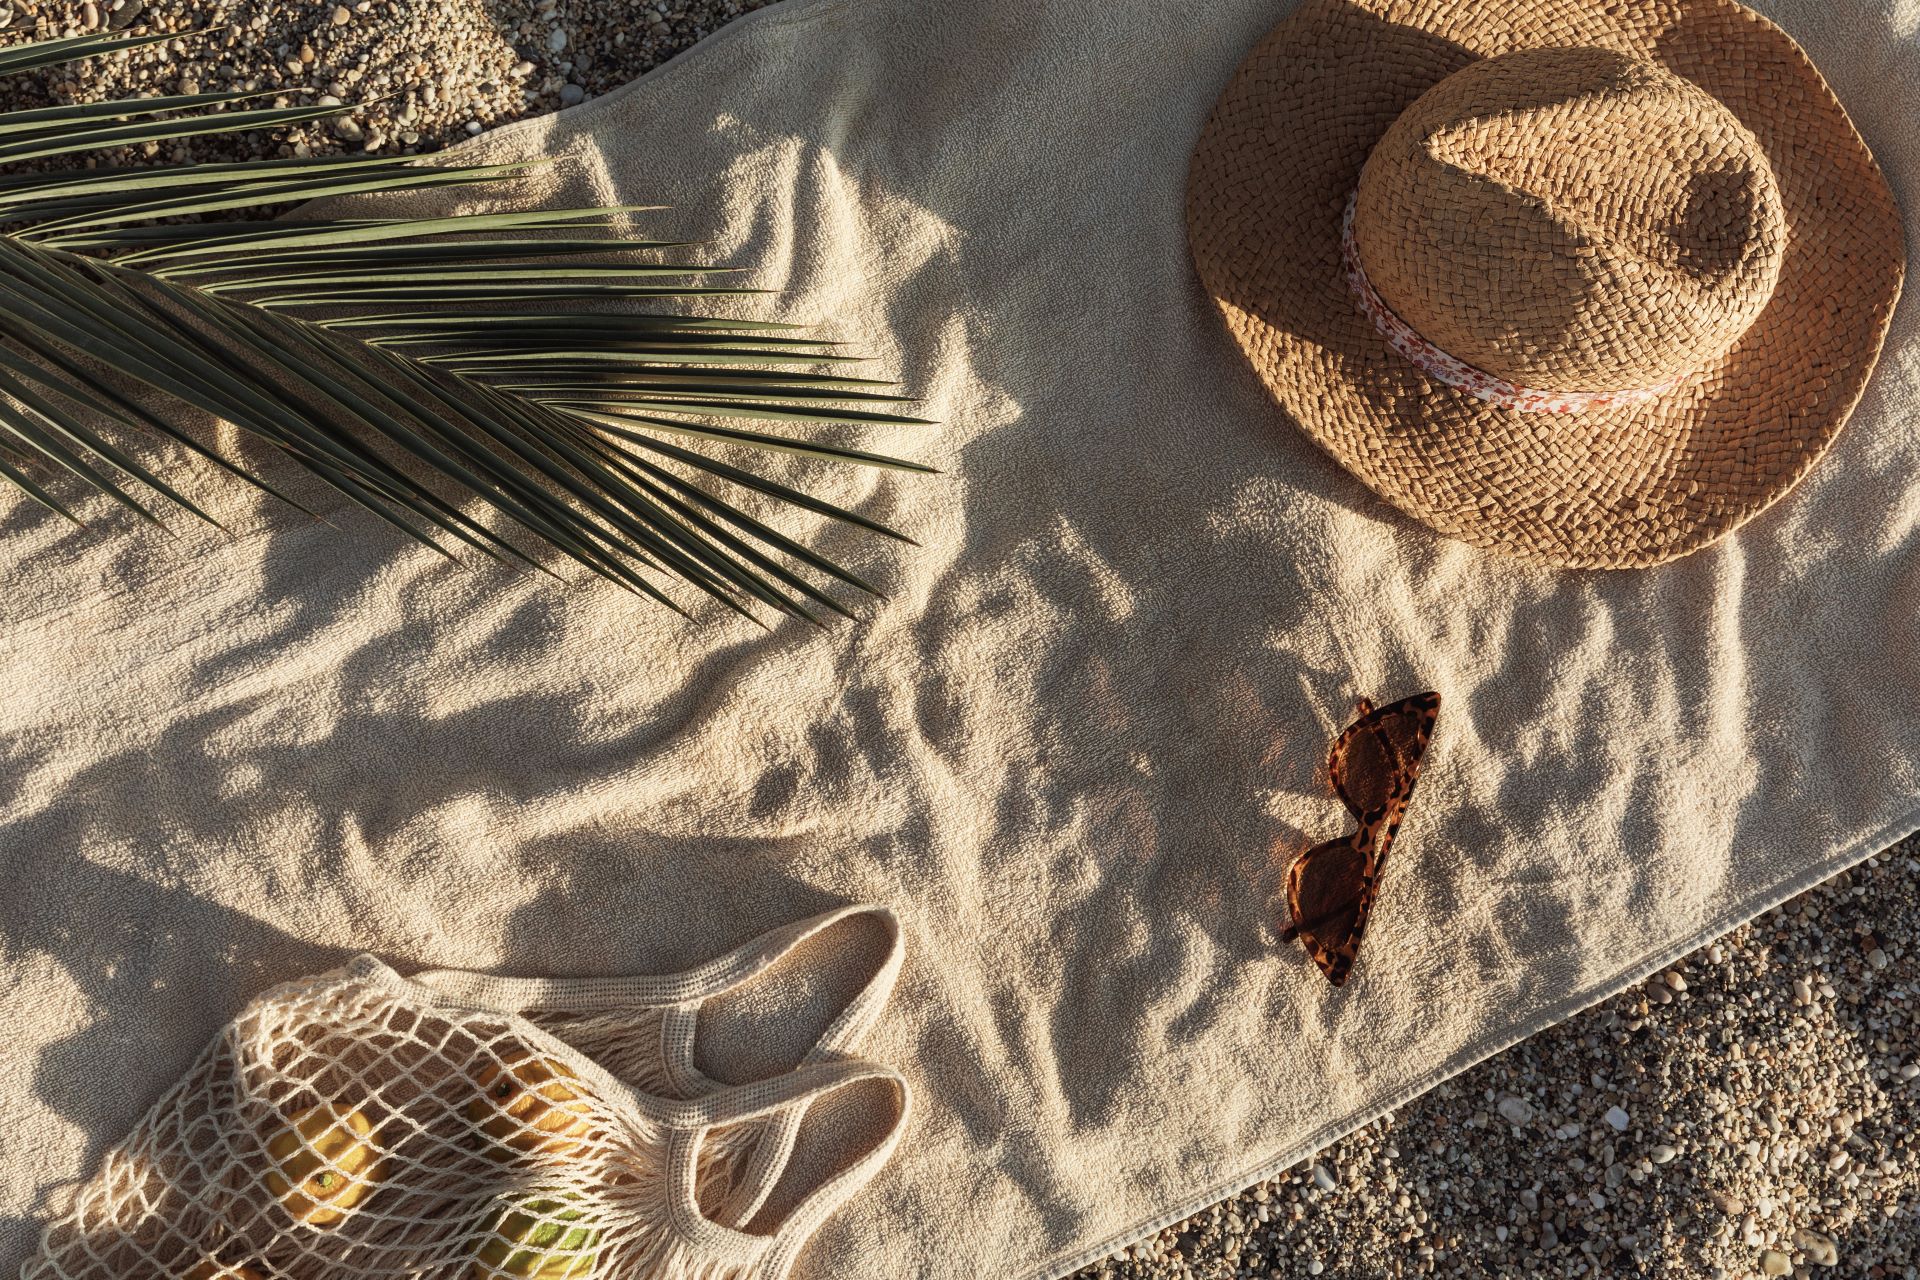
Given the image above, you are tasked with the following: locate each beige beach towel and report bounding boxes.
[2,0,1917,1276]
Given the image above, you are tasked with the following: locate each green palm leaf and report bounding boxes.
[0,30,932,625]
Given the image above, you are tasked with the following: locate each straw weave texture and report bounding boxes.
[1186,0,1905,568]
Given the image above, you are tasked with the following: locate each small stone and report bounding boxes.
[332,117,363,142]
[298,43,315,63]
[330,3,350,23]
[1307,1263,1324,1277]
[1900,1063,1920,1081]
[1519,1189,1539,1214]
[1604,1106,1630,1132]
[559,83,585,106]
[1647,982,1673,1005]
[513,59,535,77]
[1866,948,1889,971]
[1665,971,1688,991]
[1759,1249,1792,1276]
[1539,1223,1559,1252]
[1792,1229,1838,1267]
[79,0,97,27]
[316,94,343,107]
[1497,1096,1535,1127]
[465,120,484,135]
[1311,1164,1337,1193]
[547,26,568,52]
[1793,978,1814,1005]
[1650,1144,1678,1164]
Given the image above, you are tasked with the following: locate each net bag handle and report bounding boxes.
[404,904,905,1230]
[659,1059,912,1279]
[402,904,901,1039]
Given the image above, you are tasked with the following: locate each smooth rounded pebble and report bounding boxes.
[1495,1095,1534,1126]
[1759,1249,1792,1276]
[1793,1228,1839,1267]
[1604,1105,1630,1131]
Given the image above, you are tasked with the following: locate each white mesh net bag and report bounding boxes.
[26,906,909,1280]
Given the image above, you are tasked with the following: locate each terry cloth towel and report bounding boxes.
[1,0,1917,1277]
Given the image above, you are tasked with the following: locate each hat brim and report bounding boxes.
[1185,0,1906,569]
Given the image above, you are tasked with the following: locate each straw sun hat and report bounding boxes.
[1186,0,1905,569]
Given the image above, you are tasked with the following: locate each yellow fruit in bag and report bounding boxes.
[467,1050,597,1159]
[471,1192,603,1279]
[262,1102,383,1226]
[182,1264,266,1280]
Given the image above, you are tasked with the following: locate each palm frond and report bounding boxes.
[0,30,932,625]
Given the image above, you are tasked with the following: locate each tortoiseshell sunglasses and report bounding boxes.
[1280,691,1440,986]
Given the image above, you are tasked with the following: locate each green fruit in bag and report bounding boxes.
[471,1192,603,1279]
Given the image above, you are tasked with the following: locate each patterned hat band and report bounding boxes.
[1339,193,1684,415]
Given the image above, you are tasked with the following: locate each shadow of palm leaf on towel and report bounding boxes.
[0,29,933,626]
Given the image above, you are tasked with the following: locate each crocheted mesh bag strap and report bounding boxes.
[407,904,905,1229]
[656,1059,912,1280]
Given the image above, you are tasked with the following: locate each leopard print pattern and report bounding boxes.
[1281,691,1441,986]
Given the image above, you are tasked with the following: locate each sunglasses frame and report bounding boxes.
[1279,691,1440,986]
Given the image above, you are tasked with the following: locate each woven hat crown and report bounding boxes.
[1352,45,1788,394]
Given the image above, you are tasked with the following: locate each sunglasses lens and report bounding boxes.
[1332,703,1432,818]
[1286,835,1368,946]
[1334,722,1394,817]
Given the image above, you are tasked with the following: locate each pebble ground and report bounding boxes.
[4,4,1916,1278]
[1,0,776,161]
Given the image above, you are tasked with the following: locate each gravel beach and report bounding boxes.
[4,3,1916,1277]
